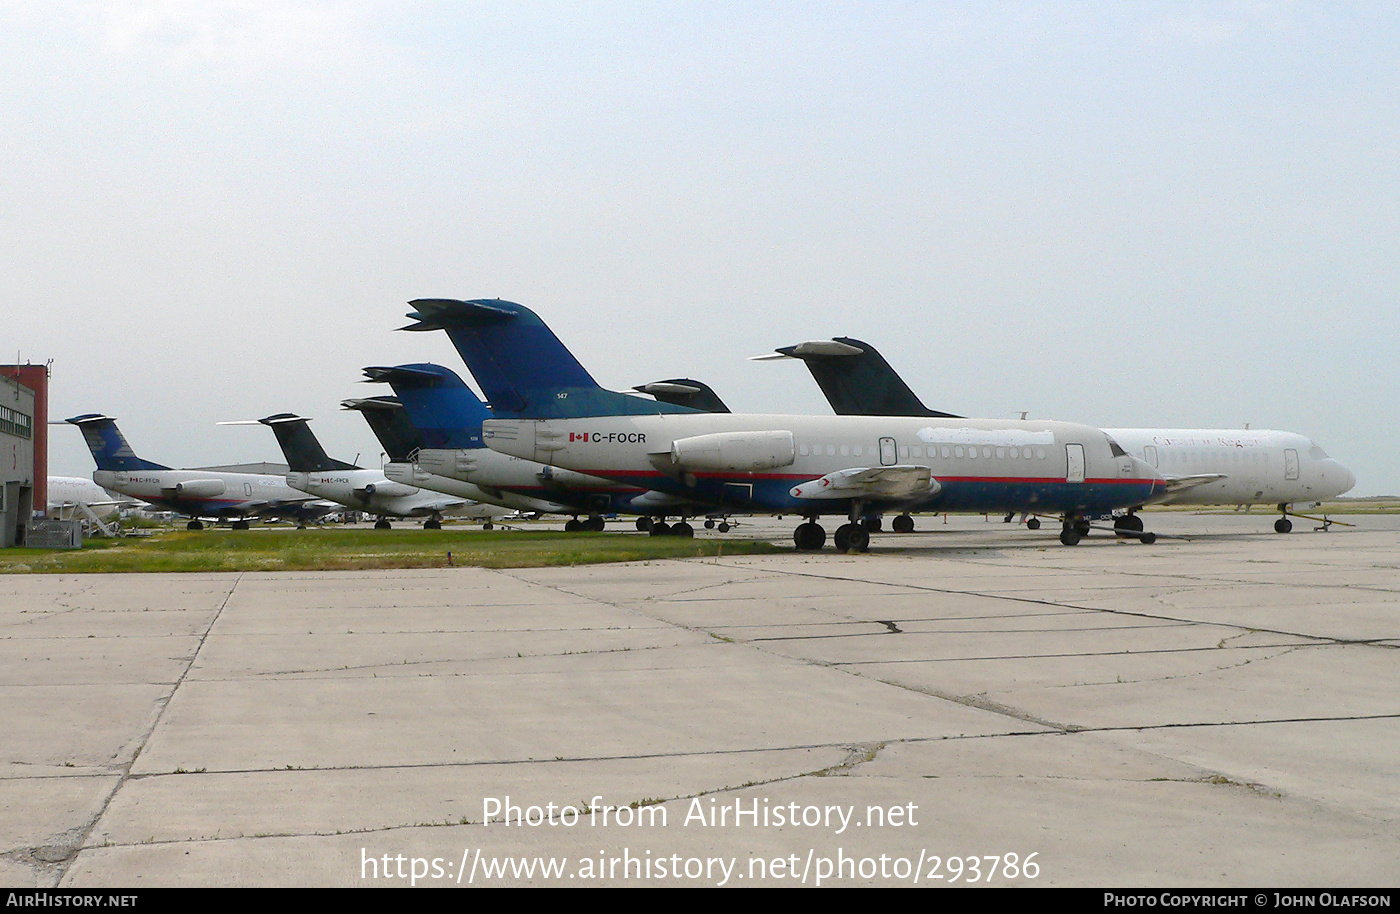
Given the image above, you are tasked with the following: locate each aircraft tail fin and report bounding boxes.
[400,299,699,419]
[771,338,961,418]
[633,378,731,413]
[340,397,419,462]
[64,414,169,471]
[362,363,490,449]
[257,414,359,472]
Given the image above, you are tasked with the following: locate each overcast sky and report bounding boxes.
[8,2,1396,494]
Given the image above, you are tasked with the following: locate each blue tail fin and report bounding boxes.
[65,414,169,471]
[362,364,490,450]
[340,397,421,461]
[774,338,961,418]
[400,299,700,419]
[257,414,358,472]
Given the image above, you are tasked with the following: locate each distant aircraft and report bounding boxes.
[338,395,511,526]
[758,337,1356,533]
[64,414,332,529]
[363,363,719,534]
[400,299,1168,550]
[223,413,477,529]
[46,476,129,519]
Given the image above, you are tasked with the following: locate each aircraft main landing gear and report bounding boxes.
[793,521,825,551]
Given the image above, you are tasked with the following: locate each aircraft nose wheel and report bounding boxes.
[1275,517,1293,533]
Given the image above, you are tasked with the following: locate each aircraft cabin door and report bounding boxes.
[879,437,897,466]
[1284,448,1299,481]
[1142,445,1158,468]
[1066,444,1086,484]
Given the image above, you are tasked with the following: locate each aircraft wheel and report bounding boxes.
[834,523,855,553]
[672,522,694,538]
[1275,518,1293,534]
[892,514,915,534]
[650,522,671,537]
[861,516,882,532]
[585,516,606,532]
[704,518,715,529]
[636,516,651,531]
[793,522,825,551]
[1114,514,1143,537]
[565,519,582,532]
[375,519,392,530]
[1026,517,1041,530]
[296,523,307,530]
[483,521,493,530]
[1140,532,1157,544]
[847,527,871,553]
[187,520,203,531]
[1074,519,1091,537]
[718,522,730,533]
[1060,527,1081,546]
[424,519,441,530]
[232,520,250,530]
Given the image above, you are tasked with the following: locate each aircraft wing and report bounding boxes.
[790,465,940,502]
[1161,473,1227,494]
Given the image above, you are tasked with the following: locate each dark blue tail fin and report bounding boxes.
[341,397,420,461]
[65,414,169,471]
[257,414,359,472]
[361,364,489,450]
[774,338,960,418]
[400,299,700,419]
[632,379,731,413]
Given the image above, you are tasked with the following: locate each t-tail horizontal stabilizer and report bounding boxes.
[633,378,731,413]
[400,298,701,419]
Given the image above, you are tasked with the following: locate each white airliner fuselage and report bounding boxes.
[1106,429,1355,506]
[382,460,567,515]
[92,468,317,521]
[47,476,131,519]
[411,446,651,517]
[482,413,1167,519]
[285,469,475,520]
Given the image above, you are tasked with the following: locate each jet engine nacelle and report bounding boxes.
[669,430,795,472]
[168,479,226,498]
[357,481,419,499]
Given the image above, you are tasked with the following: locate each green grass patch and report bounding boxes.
[0,527,787,574]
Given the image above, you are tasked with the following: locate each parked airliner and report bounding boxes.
[227,413,473,529]
[339,395,512,526]
[64,414,330,529]
[365,363,719,534]
[401,299,1169,550]
[761,337,1356,533]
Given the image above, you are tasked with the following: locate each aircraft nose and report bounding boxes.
[1339,463,1357,494]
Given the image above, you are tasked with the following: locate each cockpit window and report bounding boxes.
[1309,445,1329,460]
[1107,437,1127,458]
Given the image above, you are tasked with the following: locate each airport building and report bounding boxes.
[0,369,37,546]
